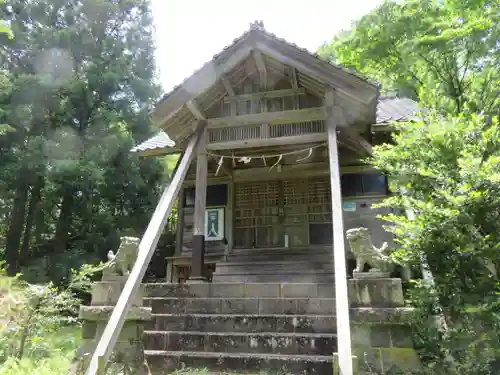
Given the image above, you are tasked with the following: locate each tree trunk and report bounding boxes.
[4,176,29,276]
[19,175,45,265]
[48,186,75,277]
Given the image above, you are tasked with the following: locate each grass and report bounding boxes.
[171,369,293,375]
[0,326,80,375]
[0,327,291,375]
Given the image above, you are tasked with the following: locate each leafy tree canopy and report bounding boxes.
[318,0,499,116]
[0,0,174,282]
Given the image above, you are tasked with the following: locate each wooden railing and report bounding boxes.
[208,120,325,144]
[82,121,206,375]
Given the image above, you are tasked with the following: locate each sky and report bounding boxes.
[150,0,383,93]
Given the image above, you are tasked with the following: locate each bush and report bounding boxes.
[372,114,500,374]
[0,262,102,362]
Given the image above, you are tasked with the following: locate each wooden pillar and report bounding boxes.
[190,123,208,281]
[325,89,353,375]
[175,188,185,255]
[226,177,235,255]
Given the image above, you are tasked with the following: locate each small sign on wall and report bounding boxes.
[343,201,357,212]
[205,208,225,241]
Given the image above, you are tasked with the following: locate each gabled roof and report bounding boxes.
[152,22,380,145]
[377,96,421,123]
[130,131,174,154]
[156,22,378,109]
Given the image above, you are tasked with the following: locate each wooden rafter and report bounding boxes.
[341,127,372,155]
[253,50,267,88]
[152,44,253,125]
[256,42,375,104]
[220,75,235,97]
[289,67,298,89]
[186,99,206,120]
[289,67,300,108]
[223,88,305,103]
[220,75,237,116]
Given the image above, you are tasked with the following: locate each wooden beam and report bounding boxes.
[208,107,325,128]
[175,188,185,256]
[226,178,235,255]
[289,67,298,89]
[341,127,373,155]
[220,75,235,97]
[186,99,206,120]
[135,148,182,157]
[220,75,237,116]
[207,133,327,151]
[253,50,267,88]
[153,44,253,125]
[190,124,208,280]
[223,88,305,103]
[255,42,375,104]
[325,88,353,375]
[83,120,207,375]
[183,163,378,184]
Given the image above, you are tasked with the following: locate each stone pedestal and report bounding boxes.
[349,277,404,308]
[69,277,152,375]
[332,354,358,375]
[353,270,391,279]
[349,274,421,374]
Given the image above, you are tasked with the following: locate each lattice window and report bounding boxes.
[234,181,281,248]
[307,178,332,224]
[235,181,279,207]
[209,125,261,143]
[270,120,325,138]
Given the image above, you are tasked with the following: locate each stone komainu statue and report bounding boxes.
[346,227,396,274]
[103,236,141,277]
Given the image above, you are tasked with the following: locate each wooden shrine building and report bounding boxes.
[132,22,420,284]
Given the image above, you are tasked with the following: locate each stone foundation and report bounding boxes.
[349,275,420,375]
[69,278,152,375]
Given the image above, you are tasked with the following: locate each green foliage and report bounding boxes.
[319,0,499,116]
[0,261,101,362]
[0,327,79,375]
[0,0,174,282]
[372,114,500,373]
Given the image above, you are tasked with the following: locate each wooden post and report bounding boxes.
[190,123,208,281]
[325,88,353,375]
[175,188,185,255]
[226,177,235,255]
[83,121,206,375]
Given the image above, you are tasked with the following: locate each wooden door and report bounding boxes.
[234,181,283,248]
[282,177,332,247]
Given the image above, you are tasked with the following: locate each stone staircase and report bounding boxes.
[212,247,355,283]
[143,282,338,374]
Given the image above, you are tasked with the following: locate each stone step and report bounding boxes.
[227,249,334,263]
[146,350,333,375]
[144,282,335,299]
[143,297,336,315]
[144,330,337,356]
[212,271,334,283]
[215,260,334,273]
[145,313,337,334]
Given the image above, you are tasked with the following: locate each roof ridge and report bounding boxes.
[156,24,380,106]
